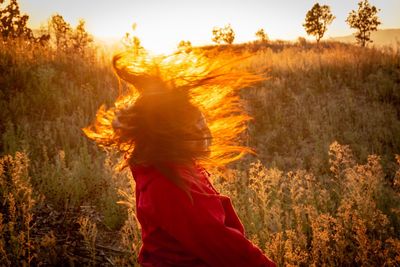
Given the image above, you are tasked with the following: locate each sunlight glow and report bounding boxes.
[20,0,400,53]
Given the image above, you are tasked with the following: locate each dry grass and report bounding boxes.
[212,141,400,266]
[0,39,399,265]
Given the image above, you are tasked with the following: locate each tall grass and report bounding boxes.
[244,44,400,177]
[1,39,399,265]
[0,39,127,228]
[0,152,36,265]
[212,141,400,266]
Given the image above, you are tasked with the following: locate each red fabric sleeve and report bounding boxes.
[139,173,276,267]
[219,195,245,235]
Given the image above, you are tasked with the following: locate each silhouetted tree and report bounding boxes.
[212,24,235,45]
[33,25,50,45]
[255,28,268,43]
[48,14,93,53]
[177,40,192,53]
[211,27,222,44]
[346,0,380,47]
[49,14,72,51]
[71,19,93,53]
[297,37,307,46]
[0,0,33,40]
[123,23,144,55]
[303,3,335,43]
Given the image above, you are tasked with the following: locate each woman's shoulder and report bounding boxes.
[130,163,191,191]
[130,164,164,192]
[130,162,217,197]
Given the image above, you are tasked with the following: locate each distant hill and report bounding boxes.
[330,28,400,47]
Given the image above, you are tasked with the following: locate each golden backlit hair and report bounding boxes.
[83,48,264,181]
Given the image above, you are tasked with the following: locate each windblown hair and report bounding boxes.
[84,49,264,189]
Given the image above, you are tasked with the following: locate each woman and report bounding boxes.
[84,50,275,267]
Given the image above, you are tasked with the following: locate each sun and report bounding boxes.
[140,36,178,55]
[94,30,179,56]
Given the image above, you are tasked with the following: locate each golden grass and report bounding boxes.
[0,39,399,265]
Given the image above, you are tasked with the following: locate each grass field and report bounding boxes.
[1,39,399,266]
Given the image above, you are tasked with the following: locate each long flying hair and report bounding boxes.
[83,48,264,192]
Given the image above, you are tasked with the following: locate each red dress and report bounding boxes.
[130,163,276,267]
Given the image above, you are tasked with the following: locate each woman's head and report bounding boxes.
[112,88,212,165]
[84,49,264,168]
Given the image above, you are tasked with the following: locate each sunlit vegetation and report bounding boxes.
[303,3,335,43]
[212,24,236,45]
[1,0,399,265]
[0,0,46,41]
[255,28,269,44]
[346,0,381,47]
[177,40,193,53]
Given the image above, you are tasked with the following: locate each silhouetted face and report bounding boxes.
[185,112,212,155]
[196,113,212,151]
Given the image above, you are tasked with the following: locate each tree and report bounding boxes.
[346,0,380,47]
[212,24,235,45]
[49,14,72,51]
[123,32,142,54]
[48,15,93,53]
[122,23,144,55]
[297,36,307,46]
[303,3,335,43]
[255,28,268,43]
[177,40,192,53]
[0,0,33,40]
[70,19,93,53]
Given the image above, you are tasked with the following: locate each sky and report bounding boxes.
[18,0,400,54]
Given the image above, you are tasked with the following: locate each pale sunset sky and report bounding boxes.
[18,0,400,53]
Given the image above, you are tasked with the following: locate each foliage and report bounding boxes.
[213,142,400,266]
[297,36,307,46]
[49,14,72,50]
[71,19,93,54]
[49,14,93,53]
[0,152,60,266]
[212,24,235,45]
[0,39,119,215]
[0,152,36,265]
[303,3,335,43]
[0,0,31,40]
[177,40,192,53]
[122,23,143,56]
[1,34,400,264]
[123,33,141,51]
[0,0,50,43]
[0,0,91,51]
[245,44,400,179]
[255,28,268,43]
[346,0,381,47]
[78,216,98,266]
